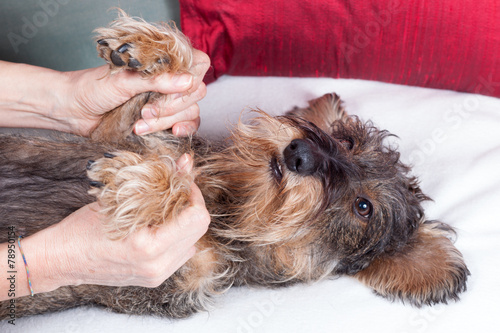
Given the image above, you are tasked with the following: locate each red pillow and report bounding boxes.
[180,0,500,98]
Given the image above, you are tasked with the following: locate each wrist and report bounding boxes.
[19,224,79,295]
[0,61,74,133]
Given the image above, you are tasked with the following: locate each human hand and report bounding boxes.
[62,49,210,137]
[22,154,210,292]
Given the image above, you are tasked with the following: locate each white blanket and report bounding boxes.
[3,76,499,333]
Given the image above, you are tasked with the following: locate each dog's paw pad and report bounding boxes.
[128,57,142,69]
[110,49,126,67]
[94,12,193,76]
[97,41,139,69]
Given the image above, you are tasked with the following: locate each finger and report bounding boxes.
[185,50,210,94]
[123,50,210,97]
[182,183,210,237]
[172,118,200,136]
[131,241,197,287]
[146,50,209,96]
[149,244,197,286]
[151,207,208,249]
[141,82,206,119]
[121,71,193,97]
[133,188,209,282]
[187,181,206,209]
[187,50,210,82]
[128,210,198,263]
[175,153,193,173]
[134,82,205,135]
[162,245,198,276]
[158,182,209,241]
[134,103,200,135]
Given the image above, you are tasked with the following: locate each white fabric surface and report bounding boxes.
[3,76,499,333]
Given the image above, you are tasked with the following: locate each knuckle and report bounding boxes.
[154,106,175,121]
[178,204,210,236]
[193,50,211,68]
[149,74,163,88]
[195,82,207,100]
[149,278,166,288]
[130,235,146,252]
[185,103,200,119]
[186,246,197,259]
[193,206,211,234]
[140,263,163,283]
[130,236,158,258]
[156,96,175,114]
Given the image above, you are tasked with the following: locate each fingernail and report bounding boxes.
[172,74,192,88]
[175,124,197,136]
[141,106,158,119]
[134,120,150,135]
[173,125,188,137]
[176,153,192,171]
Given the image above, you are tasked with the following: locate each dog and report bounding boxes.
[0,12,469,320]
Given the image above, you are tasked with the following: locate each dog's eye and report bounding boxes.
[354,197,373,219]
[339,137,354,150]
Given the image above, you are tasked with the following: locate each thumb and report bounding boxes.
[175,153,193,173]
[123,71,194,96]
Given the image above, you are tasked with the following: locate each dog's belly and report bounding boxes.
[0,135,107,241]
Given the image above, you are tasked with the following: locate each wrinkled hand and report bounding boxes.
[26,154,210,291]
[63,49,210,137]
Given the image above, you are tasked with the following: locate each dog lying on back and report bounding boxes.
[0,12,469,319]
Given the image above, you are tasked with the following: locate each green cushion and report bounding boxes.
[0,0,180,71]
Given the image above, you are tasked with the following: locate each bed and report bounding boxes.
[2,74,499,332]
[2,0,499,331]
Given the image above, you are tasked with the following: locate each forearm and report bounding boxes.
[0,60,74,133]
[1,241,32,301]
[0,226,72,301]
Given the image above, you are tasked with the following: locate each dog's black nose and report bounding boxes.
[283,139,319,175]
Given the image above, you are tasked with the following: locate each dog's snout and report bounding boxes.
[283,139,319,175]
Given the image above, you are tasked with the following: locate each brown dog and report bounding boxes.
[0,12,468,319]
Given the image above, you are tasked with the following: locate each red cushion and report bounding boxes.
[180,0,500,98]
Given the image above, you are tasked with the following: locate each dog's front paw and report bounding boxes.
[87,151,192,239]
[95,10,193,76]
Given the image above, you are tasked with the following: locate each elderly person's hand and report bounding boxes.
[0,50,211,301]
[0,154,210,300]
[0,49,210,137]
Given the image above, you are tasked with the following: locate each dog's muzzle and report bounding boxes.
[283,139,321,175]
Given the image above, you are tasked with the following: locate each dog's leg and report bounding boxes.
[354,221,469,306]
[0,13,202,319]
[86,147,192,240]
[89,10,194,143]
[0,148,195,319]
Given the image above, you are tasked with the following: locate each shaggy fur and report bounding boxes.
[0,13,469,320]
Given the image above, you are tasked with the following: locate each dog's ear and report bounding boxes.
[286,93,348,132]
[353,221,469,306]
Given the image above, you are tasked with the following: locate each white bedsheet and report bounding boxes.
[3,76,499,333]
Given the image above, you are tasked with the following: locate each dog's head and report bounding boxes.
[205,93,469,306]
